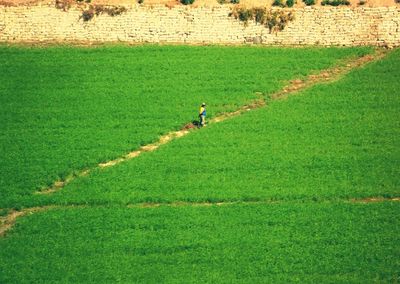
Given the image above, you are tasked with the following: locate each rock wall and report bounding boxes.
[0,4,399,46]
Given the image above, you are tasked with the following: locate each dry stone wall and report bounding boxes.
[0,4,399,46]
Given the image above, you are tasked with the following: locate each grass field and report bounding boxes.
[0,45,371,207]
[0,46,399,283]
[30,48,399,207]
[1,202,398,283]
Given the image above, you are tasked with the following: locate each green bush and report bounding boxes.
[80,5,127,21]
[286,0,295,7]
[231,7,295,32]
[181,0,195,5]
[218,0,240,4]
[272,0,285,6]
[81,8,95,21]
[321,0,350,5]
[232,8,253,23]
[303,0,315,5]
[265,10,295,33]
[252,7,265,24]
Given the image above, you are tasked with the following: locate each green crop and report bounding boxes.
[35,48,400,208]
[0,45,370,207]
[1,46,398,283]
[0,202,398,282]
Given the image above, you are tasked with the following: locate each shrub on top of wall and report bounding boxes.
[303,0,315,5]
[272,0,285,7]
[272,0,295,7]
[231,7,253,23]
[181,0,195,5]
[230,7,295,33]
[252,7,265,23]
[80,5,127,21]
[286,0,295,7]
[321,0,350,5]
[265,10,295,33]
[218,0,240,4]
[81,8,94,21]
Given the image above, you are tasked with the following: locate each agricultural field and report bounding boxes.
[43,47,400,206]
[1,203,398,283]
[0,46,399,283]
[0,45,370,208]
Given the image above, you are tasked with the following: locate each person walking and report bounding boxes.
[199,103,206,127]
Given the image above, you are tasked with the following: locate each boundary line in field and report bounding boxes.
[1,196,399,237]
[34,48,388,196]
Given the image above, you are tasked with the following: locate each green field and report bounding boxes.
[1,203,398,283]
[0,46,399,283]
[45,48,399,206]
[0,45,371,207]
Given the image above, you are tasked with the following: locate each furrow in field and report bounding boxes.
[1,195,398,237]
[34,49,387,196]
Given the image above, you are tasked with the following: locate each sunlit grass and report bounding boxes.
[0,45,370,206]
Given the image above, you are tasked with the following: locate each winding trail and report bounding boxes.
[1,48,395,237]
[1,196,399,237]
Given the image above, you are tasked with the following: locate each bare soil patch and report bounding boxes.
[351,197,400,203]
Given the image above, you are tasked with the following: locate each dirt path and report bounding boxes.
[0,206,51,237]
[1,196,399,237]
[35,48,388,195]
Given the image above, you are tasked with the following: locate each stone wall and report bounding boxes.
[0,4,399,46]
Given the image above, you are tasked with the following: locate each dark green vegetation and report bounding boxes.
[0,46,399,283]
[181,0,195,5]
[303,0,315,5]
[0,45,369,207]
[272,0,295,7]
[230,8,295,33]
[321,0,350,6]
[1,203,399,283]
